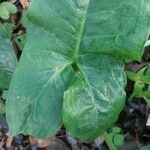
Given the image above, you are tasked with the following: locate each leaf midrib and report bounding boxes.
[73,0,90,62]
[18,62,72,134]
[34,63,71,102]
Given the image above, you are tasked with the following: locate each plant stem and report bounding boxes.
[143,96,150,107]
[128,93,135,101]
[103,131,117,150]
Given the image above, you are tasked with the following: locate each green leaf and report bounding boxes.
[0,99,5,115]
[6,0,150,140]
[0,5,9,20]
[141,145,150,150]
[113,134,124,146]
[3,2,17,14]
[0,2,17,20]
[134,82,144,97]
[126,68,150,85]
[112,127,121,133]
[0,23,14,39]
[63,55,126,141]
[6,23,74,138]
[16,34,26,51]
[0,23,17,89]
[146,66,150,76]
[108,133,113,141]
[2,90,8,100]
[126,66,150,100]
[23,0,150,61]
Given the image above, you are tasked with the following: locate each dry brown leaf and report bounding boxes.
[37,137,56,148]
[37,137,70,150]
[29,136,38,145]
[6,132,13,148]
[20,0,29,9]
[29,136,56,148]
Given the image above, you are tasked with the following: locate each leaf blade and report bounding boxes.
[24,0,150,61]
[6,23,74,138]
[63,55,126,141]
[0,23,17,89]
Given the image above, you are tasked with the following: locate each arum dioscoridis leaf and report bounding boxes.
[6,0,150,141]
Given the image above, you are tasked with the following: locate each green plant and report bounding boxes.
[0,23,17,89]
[141,145,150,150]
[16,34,26,51]
[103,131,117,150]
[126,66,150,106]
[108,127,124,146]
[0,2,17,20]
[1,0,150,142]
[0,99,5,115]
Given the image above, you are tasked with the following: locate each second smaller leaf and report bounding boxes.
[0,2,17,20]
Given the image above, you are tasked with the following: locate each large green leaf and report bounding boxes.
[63,55,126,141]
[23,0,150,61]
[0,23,17,89]
[6,23,74,138]
[6,0,149,140]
